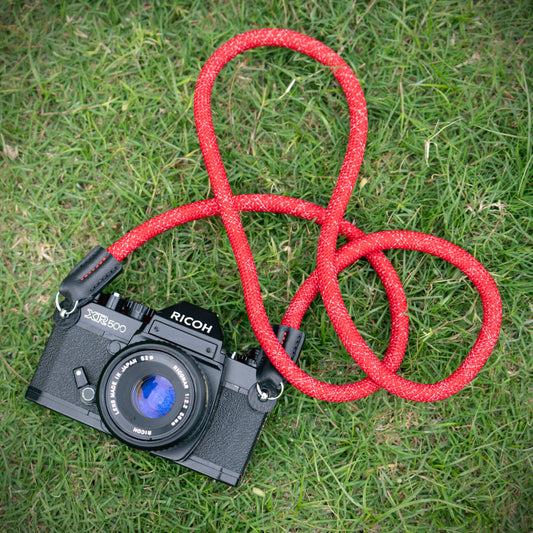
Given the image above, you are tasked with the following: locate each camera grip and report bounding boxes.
[27,324,111,413]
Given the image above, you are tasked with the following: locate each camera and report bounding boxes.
[26,249,304,486]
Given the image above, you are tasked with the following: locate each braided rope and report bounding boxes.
[107,29,502,402]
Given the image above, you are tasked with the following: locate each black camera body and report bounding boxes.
[26,288,299,486]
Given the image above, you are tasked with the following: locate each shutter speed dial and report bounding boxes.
[128,301,150,320]
[104,292,149,321]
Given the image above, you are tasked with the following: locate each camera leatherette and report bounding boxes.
[28,325,112,412]
[186,386,268,481]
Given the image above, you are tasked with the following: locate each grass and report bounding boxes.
[1,0,531,531]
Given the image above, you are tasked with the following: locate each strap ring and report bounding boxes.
[256,381,284,402]
[55,292,79,319]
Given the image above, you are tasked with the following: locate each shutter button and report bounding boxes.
[105,292,121,310]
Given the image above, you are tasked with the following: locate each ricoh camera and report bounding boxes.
[26,247,304,485]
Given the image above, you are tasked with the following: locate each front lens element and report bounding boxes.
[133,375,176,419]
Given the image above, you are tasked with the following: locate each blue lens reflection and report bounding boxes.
[133,375,175,419]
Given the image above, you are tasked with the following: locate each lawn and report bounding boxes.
[1,0,531,531]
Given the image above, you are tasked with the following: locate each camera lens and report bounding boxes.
[97,343,207,450]
[132,375,176,419]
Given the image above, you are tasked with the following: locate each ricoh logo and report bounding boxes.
[170,311,213,334]
[84,308,127,333]
[132,427,152,436]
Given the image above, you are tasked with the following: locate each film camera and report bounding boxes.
[26,247,304,485]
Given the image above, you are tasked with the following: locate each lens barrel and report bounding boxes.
[98,343,207,450]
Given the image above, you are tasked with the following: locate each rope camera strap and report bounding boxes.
[100,29,501,403]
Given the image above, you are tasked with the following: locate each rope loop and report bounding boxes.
[107,29,502,402]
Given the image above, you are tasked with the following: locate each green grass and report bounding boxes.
[1,0,531,531]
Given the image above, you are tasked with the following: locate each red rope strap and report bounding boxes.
[107,29,502,403]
